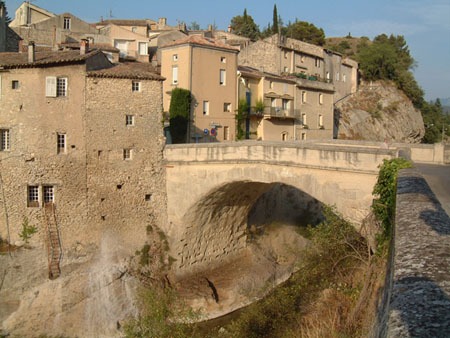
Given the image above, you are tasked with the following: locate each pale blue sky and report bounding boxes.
[5,0,450,101]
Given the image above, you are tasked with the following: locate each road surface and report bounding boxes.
[415,163,450,216]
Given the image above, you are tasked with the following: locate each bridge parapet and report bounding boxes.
[165,141,396,174]
[375,168,450,337]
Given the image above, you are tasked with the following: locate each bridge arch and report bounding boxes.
[164,142,395,273]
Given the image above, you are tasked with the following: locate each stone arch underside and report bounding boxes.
[175,180,325,274]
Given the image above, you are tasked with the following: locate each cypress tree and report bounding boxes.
[272,4,279,34]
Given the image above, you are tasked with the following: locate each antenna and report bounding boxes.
[109,9,114,18]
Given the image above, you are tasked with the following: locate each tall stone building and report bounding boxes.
[0,43,166,277]
[161,35,239,142]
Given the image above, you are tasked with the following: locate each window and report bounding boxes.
[224,126,230,141]
[301,113,307,125]
[203,101,209,115]
[0,129,10,151]
[315,57,321,68]
[131,26,137,33]
[343,74,347,83]
[138,42,148,55]
[271,98,276,108]
[63,17,71,30]
[301,132,306,140]
[173,54,178,61]
[319,93,323,105]
[220,69,226,85]
[318,114,324,128]
[12,80,19,89]
[57,133,66,154]
[301,91,307,103]
[282,99,290,110]
[281,132,288,141]
[269,81,274,89]
[56,77,67,97]
[27,186,39,207]
[172,66,178,85]
[283,66,289,73]
[123,148,132,160]
[223,103,231,112]
[126,115,135,126]
[326,72,330,81]
[132,81,140,92]
[43,186,54,204]
[221,57,226,63]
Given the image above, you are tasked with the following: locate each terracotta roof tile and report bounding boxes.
[87,62,164,81]
[161,35,239,52]
[0,49,101,68]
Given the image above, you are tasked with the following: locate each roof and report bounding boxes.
[0,49,102,68]
[97,19,153,27]
[161,35,240,52]
[87,62,164,81]
[238,65,297,84]
[61,42,120,53]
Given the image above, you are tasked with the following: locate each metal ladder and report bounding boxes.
[44,204,62,279]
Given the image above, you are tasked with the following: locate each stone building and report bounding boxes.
[238,34,357,140]
[161,35,239,142]
[0,3,21,52]
[9,1,55,27]
[0,43,166,278]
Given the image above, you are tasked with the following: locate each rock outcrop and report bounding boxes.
[336,81,425,143]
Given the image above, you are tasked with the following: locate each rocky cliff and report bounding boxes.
[335,81,425,143]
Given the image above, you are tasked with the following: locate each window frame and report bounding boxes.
[57,132,66,154]
[223,102,231,112]
[0,129,10,151]
[132,81,141,92]
[43,185,55,204]
[27,185,40,207]
[203,101,209,115]
[125,114,135,126]
[12,80,19,90]
[63,17,71,30]
[219,69,226,86]
[123,148,132,160]
[138,41,148,55]
[172,66,178,85]
[56,77,68,97]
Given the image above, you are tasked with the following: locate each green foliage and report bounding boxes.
[356,34,424,106]
[188,21,200,30]
[236,99,249,140]
[372,158,412,245]
[123,288,200,338]
[272,4,279,34]
[421,99,449,143]
[223,206,368,337]
[284,20,325,46]
[253,99,265,114]
[0,1,11,24]
[19,217,37,243]
[230,9,260,40]
[169,88,191,144]
[138,244,151,266]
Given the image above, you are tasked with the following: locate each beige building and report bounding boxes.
[238,34,356,140]
[161,35,239,142]
[0,43,166,278]
[9,1,55,27]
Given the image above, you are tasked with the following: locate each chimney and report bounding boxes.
[80,39,89,55]
[228,25,232,33]
[208,24,213,32]
[28,42,35,63]
[158,17,167,27]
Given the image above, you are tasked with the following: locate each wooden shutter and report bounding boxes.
[46,76,57,97]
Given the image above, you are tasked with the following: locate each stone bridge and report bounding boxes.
[164,140,396,273]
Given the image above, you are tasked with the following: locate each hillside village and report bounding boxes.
[0,2,381,336]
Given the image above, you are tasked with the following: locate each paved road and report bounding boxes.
[415,163,450,216]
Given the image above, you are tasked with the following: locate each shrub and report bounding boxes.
[19,217,37,243]
[169,88,191,143]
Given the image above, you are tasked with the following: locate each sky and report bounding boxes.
[4,0,450,101]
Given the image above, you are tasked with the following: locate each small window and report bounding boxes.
[271,98,276,108]
[0,129,10,151]
[301,132,306,140]
[282,99,290,110]
[224,126,230,141]
[223,103,231,112]
[319,93,323,105]
[126,115,135,126]
[203,101,209,115]
[300,55,305,63]
[318,114,324,128]
[57,133,66,154]
[123,148,132,160]
[63,17,71,30]
[132,81,140,92]
[43,186,54,204]
[283,66,289,73]
[301,91,307,103]
[131,26,137,33]
[12,80,19,90]
[221,57,226,63]
[138,42,148,55]
[220,69,226,86]
[326,72,330,80]
[315,57,320,68]
[173,54,178,61]
[172,66,178,85]
[343,74,347,83]
[27,185,39,207]
[269,81,274,89]
[301,113,307,125]
[281,132,288,141]
[56,77,67,97]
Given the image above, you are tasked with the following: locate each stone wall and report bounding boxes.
[374,168,450,337]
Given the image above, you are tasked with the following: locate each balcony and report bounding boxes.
[248,107,301,119]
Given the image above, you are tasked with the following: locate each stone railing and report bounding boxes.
[374,168,450,337]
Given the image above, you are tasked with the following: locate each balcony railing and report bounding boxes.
[249,107,301,119]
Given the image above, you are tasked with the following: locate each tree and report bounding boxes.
[188,21,200,30]
[229,9,260,40]
[169,88,191,144]
[284,20,325,46]
[0,1,11,24]
[272,4,279,34]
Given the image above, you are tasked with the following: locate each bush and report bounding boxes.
[169,88,191,144]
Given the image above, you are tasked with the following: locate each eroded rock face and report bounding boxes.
[336,81,425,143]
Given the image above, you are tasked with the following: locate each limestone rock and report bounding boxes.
[336,81,425,143]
